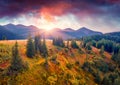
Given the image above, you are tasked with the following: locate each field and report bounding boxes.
[0,39,118,85]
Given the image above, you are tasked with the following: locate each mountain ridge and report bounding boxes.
[0,24,103,39]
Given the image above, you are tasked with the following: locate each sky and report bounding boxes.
[0,0,120,33]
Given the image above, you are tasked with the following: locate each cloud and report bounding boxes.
[0,0,120,18]
[0,0,120,33]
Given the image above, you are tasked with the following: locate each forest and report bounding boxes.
[0,32,120,85]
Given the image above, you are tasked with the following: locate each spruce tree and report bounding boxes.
[66,39,69,48]
[26,35,35,58]
[71,40,79,49]
[112,50,120,66]
[114,77,120,85]
[100,45,104,55]
[53,37,65,47]
[34,34,41,54]
[95,71,102,84]
[86,43,92,50]
[8,42,25,75]
[42,37,48,57]
[2,35,7,40]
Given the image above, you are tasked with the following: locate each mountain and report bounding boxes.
[0,24,102,40]
[0,26,21,40]
[43,28,75,39]
[73,27,102,38]
[38,27,102,39]
[59,27,102,39]
[64,28,75,32]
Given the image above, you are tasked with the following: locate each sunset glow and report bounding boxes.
[0,0,120,33]
[0,1,120,84]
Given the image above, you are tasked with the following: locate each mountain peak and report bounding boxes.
[5,23,15,26]
[0,24,102,39]
[64,28,75,32]
[77,27,91,31]
[16,24,27,28]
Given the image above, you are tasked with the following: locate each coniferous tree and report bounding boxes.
[8,42,26,75]
[102,76,112,85]
[42,37,48,57]
[53,37,65,47]
[26,35,35,58]
[100,45,104,55]
[66,39,69,48]
[86,43,92,50]
[112,50,120,66]
[114,77,120,85]
[2,35,7,40]
[91,40,96,47]
[95,71,102,84]
[113,45,120,55]
[71,40,79,49]
[34,34,41,54]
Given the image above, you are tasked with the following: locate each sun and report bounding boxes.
[36,16,56,31]
[43,26,53,31]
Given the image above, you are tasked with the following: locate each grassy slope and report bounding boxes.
[0,40,113,85]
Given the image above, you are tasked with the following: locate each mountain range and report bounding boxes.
[0,24,102,40]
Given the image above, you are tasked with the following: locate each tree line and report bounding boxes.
[82,36,120,67]
[26,34,48,58]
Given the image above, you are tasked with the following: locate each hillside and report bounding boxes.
[89,32,120,43]
[0,37,120,85]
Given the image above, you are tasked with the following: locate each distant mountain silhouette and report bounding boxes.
[73,27,102,38]
[0,25,22,40]
[60,27,102,39]
[4,24,40,39]
[64,28,75,32]
[0,24,102,40]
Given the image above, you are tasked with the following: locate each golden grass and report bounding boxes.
[0,40,110,85]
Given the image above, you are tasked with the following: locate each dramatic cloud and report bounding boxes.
[0,0,120,32]
[0,0,120,17]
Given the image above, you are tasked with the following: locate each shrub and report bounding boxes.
[66,63,73,70]
[75,61,80,66]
